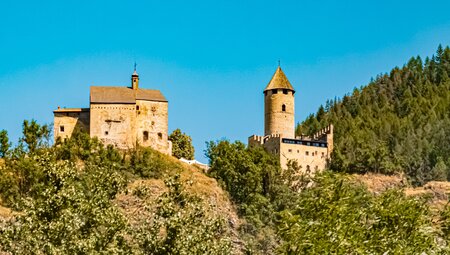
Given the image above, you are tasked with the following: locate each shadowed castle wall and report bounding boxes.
[54,109,90,142]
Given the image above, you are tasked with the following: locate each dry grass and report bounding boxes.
[114,156,242,251]
[0,197,11,220]
[352,173,450,211]
[351,173,406,194]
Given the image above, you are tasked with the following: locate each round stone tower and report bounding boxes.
[264,66,295,138]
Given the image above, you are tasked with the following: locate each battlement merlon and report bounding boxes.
[248,135,264,147]
[248,133,284,148]
[311,124,334,141]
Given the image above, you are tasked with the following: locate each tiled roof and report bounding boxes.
[90,86,167,104]
[264,66,295,92]
[53,108,89,113]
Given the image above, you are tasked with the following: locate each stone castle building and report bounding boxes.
[248,67,333,172]
[53,69,172,155]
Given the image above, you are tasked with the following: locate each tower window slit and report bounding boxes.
[282,104,286,112]
[143,131,149,141]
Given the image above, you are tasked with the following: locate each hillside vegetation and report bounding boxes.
[298,45,450,186]
[3,46,450,253]
[0,125,235,254]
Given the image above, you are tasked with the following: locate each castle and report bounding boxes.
[53,69,172,155]
[248,67,333,172]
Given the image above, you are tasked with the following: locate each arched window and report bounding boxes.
[306,165,311,173]
[282,104,286,112]
[143,131,149,141]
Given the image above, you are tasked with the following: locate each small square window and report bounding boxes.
[60,125,65,132]
[288,149,292,153]
[136,105,140,111]
[283,89,288,94]
[105,131,109,135]
[305,151,309,156]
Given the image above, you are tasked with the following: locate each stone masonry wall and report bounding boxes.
[135,100,171,155]
[279,143,328,173]
[90,104,136,149]
[264,89,295,138]
[54,111,90,142]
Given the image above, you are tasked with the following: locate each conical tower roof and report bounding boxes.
[264,66,295,92]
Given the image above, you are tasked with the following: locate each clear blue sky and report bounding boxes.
[1,1,450,162]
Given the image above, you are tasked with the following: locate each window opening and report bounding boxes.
[158,132,162,139]
[282,104,286,112]
[283,89,288,94]
[143,131,149,141]
[60,125,65,132]
[105,131,109,135]
[272,89,278,94]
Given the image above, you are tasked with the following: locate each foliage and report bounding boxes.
[21,119,50,153]
[297,45,450,185]
[0,121,233,254]
[169,128,195,160]
[276,172,441,254]
[54,127,107,162]
[206,140,450,254]
[206,140,302,254]
[0,129,10,157]
[131,174,231,254]
[0,155,130,254]
[128,146,183,179]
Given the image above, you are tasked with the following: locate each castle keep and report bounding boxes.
[53,70,172,155]
[249,67,333,172]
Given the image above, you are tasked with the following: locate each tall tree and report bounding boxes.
[21,119,50,153]
[296,45,450,185]
[0,130,10,158]
[169,128,195,160]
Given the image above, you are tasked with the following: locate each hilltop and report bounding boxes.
[298,45,450,186]
[3,46,450,254]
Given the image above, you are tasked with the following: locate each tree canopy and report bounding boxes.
[297,45,450,186]
[169,128,195,160]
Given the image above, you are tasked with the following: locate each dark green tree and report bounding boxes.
[296,45,450,184]
[169,128,195,160]
[0,129,10,157]
[21,119,50,153]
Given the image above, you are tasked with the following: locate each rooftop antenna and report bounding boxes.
[134,62,137,72]
[278,59,281,67]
